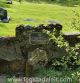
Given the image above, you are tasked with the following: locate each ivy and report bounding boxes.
[44,28,80,70]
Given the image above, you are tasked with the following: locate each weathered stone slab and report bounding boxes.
[63,32,80,45]
[63,32,80,36]
[0,7,10,23]
[0,37,23,61]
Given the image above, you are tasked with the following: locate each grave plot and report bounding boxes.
[0,23,80,76]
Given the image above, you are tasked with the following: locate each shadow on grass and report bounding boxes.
[54,1,80,7]
[0,23,7,29]
[0,1,11,8]
[25,0,80,7]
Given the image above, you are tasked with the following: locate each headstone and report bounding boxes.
[0,8,10,23]
[6,0,12,4]
[0,24,80,76]
[16,24,64,76]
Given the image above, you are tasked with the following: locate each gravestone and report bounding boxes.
[16,24,63,76]
[0,8,10,23]
[6,0,12,4]
[0,23,62,76]
[0,23,80,76]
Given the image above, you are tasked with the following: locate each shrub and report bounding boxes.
[46,28,80,70]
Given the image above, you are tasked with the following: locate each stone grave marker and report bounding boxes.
[0,7,10,23]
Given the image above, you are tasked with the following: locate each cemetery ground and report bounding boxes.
[0,1,80,83]
[0,1,80,36]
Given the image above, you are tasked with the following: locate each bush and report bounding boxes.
[46,28,80,70]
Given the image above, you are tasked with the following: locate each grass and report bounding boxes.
[34,67,80,83]
[0,1,80,36]
[4,67,80,83]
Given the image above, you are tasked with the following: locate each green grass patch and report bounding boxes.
[34,67,80,83]
[0,1,80,36]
